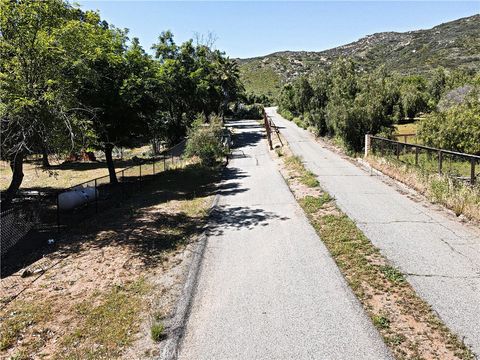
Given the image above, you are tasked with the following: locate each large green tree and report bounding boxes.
[0,0,92,205]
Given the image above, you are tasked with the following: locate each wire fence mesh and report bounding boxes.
[0,140,186,267]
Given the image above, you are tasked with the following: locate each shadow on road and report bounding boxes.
[209,205,289,236]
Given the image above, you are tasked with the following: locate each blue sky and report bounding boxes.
[77,1,480,58]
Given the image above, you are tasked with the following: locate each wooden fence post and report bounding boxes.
[263,110,273,150]
[364,134,371,158]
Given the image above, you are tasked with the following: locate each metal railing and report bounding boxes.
[369,136,480,185]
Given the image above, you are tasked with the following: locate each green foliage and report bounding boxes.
[185,115,228,166]
[418,92,480,154]
[234,104,264,119]
[241,92,273,106]
[150,323,165,342]
[278,59,403,152]
[299,194,332,213]
[373,315,391,330]
[380,265,405,283]
[0,0,243,202]
[277,55,479,153]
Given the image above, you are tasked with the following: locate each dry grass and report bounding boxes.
[395,123,418,135]
[275,141,474,360]
[367,156,480,223]
[0,162,219,359]
[0,145,155,191]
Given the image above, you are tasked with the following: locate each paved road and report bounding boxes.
[178,119,391,359]
[266,107,480,355]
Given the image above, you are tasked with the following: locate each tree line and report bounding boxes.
[0,0,243,206]
[277,58,480,153]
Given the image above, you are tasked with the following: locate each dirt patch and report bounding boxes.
[270,138,474,360]
[0,164,219,359]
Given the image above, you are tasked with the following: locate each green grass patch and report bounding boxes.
[380,265,405,283]
[284,156,319,188]
[150,323,165,342]
[0,301,52,351]
[373,315,391,330]
[299,194,331,214]
[300,170,320,188]
[59,279,149,359]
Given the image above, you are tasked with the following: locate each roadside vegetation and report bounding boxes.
[277,58,479,154]
[185,115,230,166]
[273,141,474,360]
[276,57,480,221]
[366,156,480,222]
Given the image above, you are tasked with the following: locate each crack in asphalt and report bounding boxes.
[406,273,480,280]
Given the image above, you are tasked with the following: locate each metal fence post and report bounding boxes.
[438,151,443,175]
[164,155,166,171]
[396,142,400,160]
[471,159,476,185]
[122,169,125,182]
[153,160,155,175]
[94,179,98,213]
[415,147,419,166]
[139,163,142,181]
[56,193,60,233]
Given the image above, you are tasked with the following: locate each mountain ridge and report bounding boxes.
[238,14,480,97]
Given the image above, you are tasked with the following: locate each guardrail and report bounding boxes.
[366,135,479,185]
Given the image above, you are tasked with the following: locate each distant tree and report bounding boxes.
[76,30,154,184]
[418,91,480,154]
[400,76,430,119]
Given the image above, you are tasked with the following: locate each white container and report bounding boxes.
[58,187,98,211]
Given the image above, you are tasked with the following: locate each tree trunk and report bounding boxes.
[4,153,25,207]
[104,144,118,184]
[41,144,50,168]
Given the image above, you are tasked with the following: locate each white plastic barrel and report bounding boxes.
[58,187,98,210]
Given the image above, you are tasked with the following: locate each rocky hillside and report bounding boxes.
[239,14,480,97]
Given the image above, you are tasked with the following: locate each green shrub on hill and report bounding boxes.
[418,92,480,154]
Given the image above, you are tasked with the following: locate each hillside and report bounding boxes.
[238,14,480,98]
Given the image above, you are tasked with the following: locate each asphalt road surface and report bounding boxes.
[178,119,392,359]
[266,107,480,355]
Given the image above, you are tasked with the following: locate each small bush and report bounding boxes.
[185,115,228,166]
[150,323,165,342]
[373,315,391,329]
[234,104,263,119]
